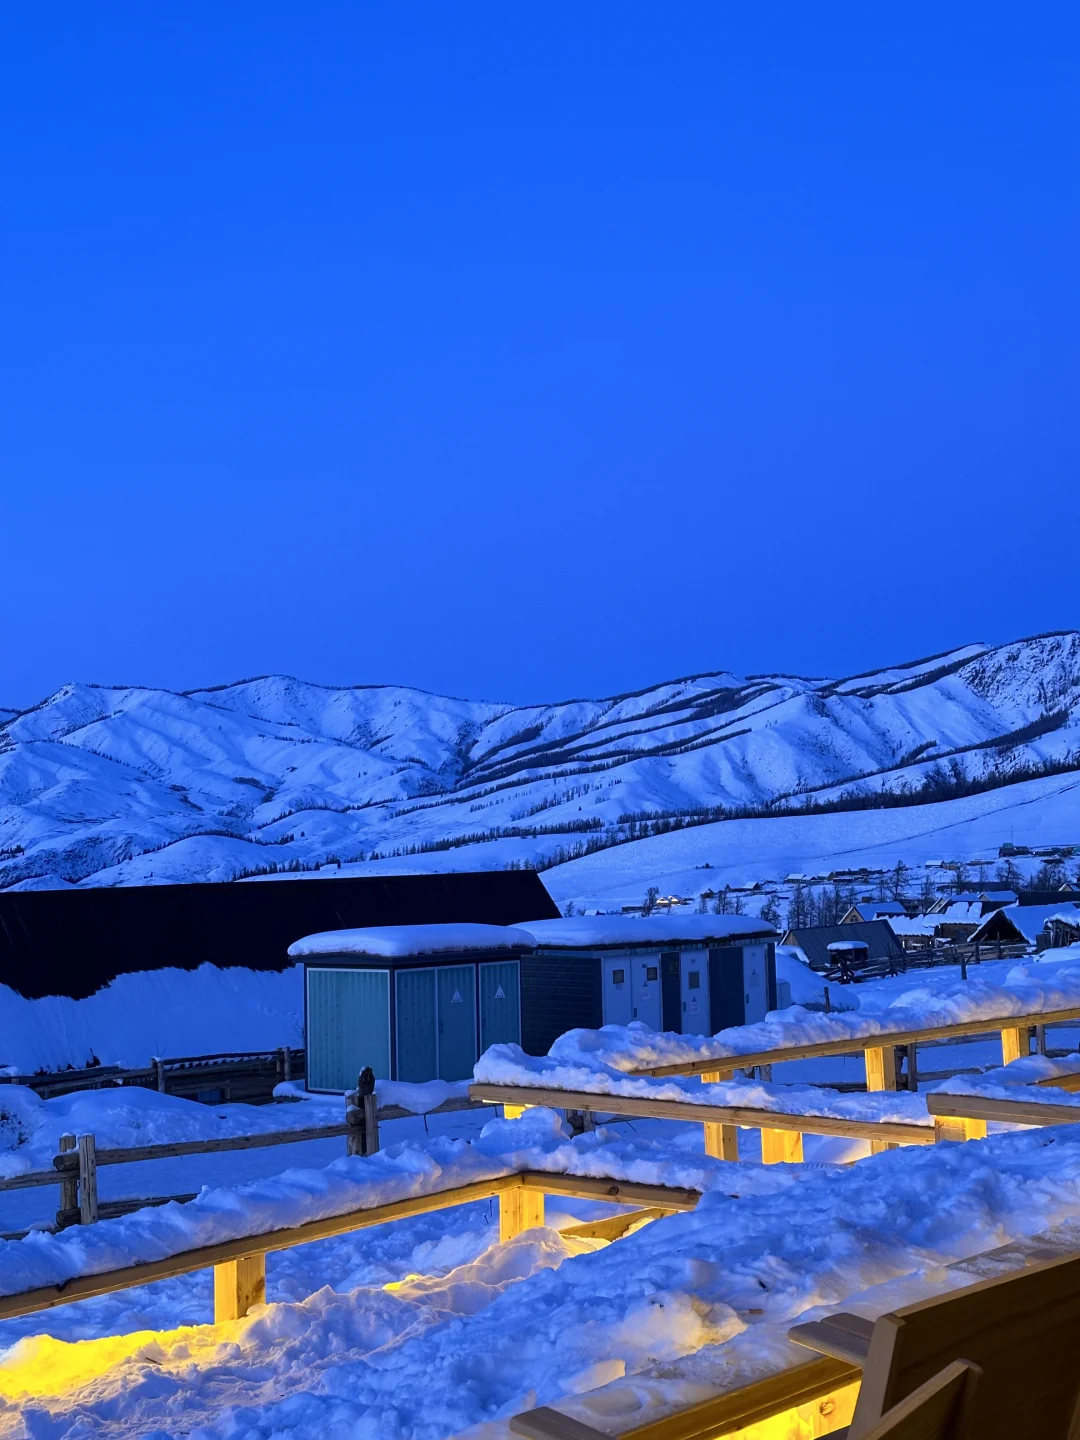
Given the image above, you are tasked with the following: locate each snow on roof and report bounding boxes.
[887,915,941,937]
[288,923,535,959]
[826,940,869,951]
[989,903,1080,944]
[515,914,777,949]
[935,902,985,924]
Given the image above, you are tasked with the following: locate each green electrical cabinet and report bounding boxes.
[305,967,391,1091]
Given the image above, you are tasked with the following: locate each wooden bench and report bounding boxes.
[471,1082,935,1165]
[789,1245,1080,1438]
[508,1226,1080,1440]
[0,1170,700,1327]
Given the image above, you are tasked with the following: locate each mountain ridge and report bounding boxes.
[1,632,1078,890]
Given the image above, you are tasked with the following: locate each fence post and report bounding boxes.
[960,954,967,980]
[360,1067,380,1156]
[57,1132,77,1225]
[345,1087,363,1157]
[907,1043,919,1092]
[154,1058,166,1093]
[283,1047,292,1083]
[345,1068,379,1157]
[1036,1025,1047,1057]
[77,1134,98,1224]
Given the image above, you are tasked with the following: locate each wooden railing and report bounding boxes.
[0,1090,485,1235]
[472,1082,933,1164]
[0,1047,306,1105]
[628,1005,1080,1084]
[0,1169,698,1326]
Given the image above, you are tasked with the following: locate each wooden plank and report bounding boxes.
[855,1360,979,1440]
[761,1128,803,1164]
[510,1407,612,1440]
[627,1005,1080,1078]
[999,1026,1028,1066]
[52,1125,354,1169]
[789,1312,875,1365]
[213,1253,266,1322]
[559,1208,667,1243]
[77,1134,97,1225]
[849,1248,1080,1438]
[620,1356,860,1440]
[471,1085,934,1146]
[57,1133,76,1220]
[43,1100,486,1174]
[865,1047,898,1093]
[500,1187,546,1243]
[0,1167,69,1195]
[926,1094,1080,1128]
[0,1174,521,1322]
[1035,1070,1080,1093]
[703,1122,739,1161]
[517,1173,701,1211]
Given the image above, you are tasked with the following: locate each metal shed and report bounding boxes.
[514,914,780,1056]
[292,923,534,1091]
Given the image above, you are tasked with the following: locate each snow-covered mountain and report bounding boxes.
[2,632,1079,890]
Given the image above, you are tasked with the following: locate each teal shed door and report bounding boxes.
[479,961,521,1052]
[395,968,438,1081]
[306,967,390,1091]
[436,965,476,1080]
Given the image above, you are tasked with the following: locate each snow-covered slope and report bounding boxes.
[1,633,1079,890]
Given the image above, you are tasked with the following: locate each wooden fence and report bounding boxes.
[0,1074,484,1236]
[0,1047,306,1105]
[0,1169,698,1325]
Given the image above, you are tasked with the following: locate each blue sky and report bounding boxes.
[1,3,1076,710]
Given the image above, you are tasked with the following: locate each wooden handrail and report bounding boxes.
[620,1356,860,1440]
[0,1170,702,1323]
[0,1097,487,1195]
[470,1083,934,1146]
[926,1093,1080,1127]
[628,1005,1080,1077]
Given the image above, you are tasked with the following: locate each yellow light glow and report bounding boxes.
[382,1273,429,1292]
[0,1324,212,1400]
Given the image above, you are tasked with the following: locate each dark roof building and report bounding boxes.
[0,871,560,1000]
[781,920,904,972]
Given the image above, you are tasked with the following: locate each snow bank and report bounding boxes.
[545,961,1080,1072]
[515,915,776,947]
[474,1045,931,1126]
[0,964,304,1074]
[288,924,534,959]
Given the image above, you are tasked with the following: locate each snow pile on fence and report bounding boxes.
[0,964,304,1074]
[545,957,1080,1072]
[474,1046,931,1126]
[0,1107,747,1299]
[0,1078,473,1181]
[11,1121,1080,1438]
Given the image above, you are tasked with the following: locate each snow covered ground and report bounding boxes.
[5,1114,1080,1438]
[544,768,1080,912]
